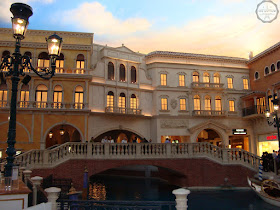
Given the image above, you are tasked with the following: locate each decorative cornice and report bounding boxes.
[188,120,230,134]
[0,41,92,51]
[0,28,94,39]
[247,42,280,64]
[146,51,248,64]
[240,91,266,99]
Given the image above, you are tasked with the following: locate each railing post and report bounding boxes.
[188,143,193,157]
[104,143,109,157]
[43,150,49,165]
[31,176,43,206]
[19,166,26,181]
[23,169,32,184]
[45,187,61,210]
[172,188,191,210]
[136,143,141,158]
[166,143,171,158]
[87,142,92,158]
[222,149,229,163]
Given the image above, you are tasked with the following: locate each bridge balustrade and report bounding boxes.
[13,142,260,171]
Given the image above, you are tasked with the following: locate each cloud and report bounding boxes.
[0,0,54,23]
[60,2,151,36]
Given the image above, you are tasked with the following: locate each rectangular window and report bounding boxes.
[36,91,47,108]
[257,97,266,114]
[229,100,235,112]
[205,98,211,110]
[130,98,137,109]
[243,79,249,90]
[75,92,83,109]
[53,91,62,109]
[76,61,85,74]
[20,90,29,108]
[161,74,167,86]
[227,78,233,89]
[214,76,220,84]
[107,95,114,107]
[215,99,222,111]
[161,98,168,110]
[193,75,199,83]
[179,75,185,87]
[0,90,7,107]
[180,98,186,110]
[55,60,64,73]
[194,98,200,110]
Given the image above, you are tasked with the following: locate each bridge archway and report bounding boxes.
[94,129,144,143]
[45,124,82,148]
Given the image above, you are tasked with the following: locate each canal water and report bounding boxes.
[89,175,279,210]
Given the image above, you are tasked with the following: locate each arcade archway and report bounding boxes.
[197,129,222,147]
[46,124,82,148]
[94,129,143,143]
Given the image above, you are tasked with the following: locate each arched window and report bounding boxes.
[203,72,210,87]
[271,64,276,72]
[130,94,137,111]
[131,66,136,83]
[53,85,63,109]
[56,53,64,73]
[23,51,32,72]
[119,64,126,82]
[2,51,10,72]
[36,84,48,108]
[76,54,85,74]
[20,84,29,108]
[255,72,259,80]
[277,61,280,71]
[214,73,220,87]
[215,96,222,112]
[205,96,211,114]
[108,62,114,80]
[194,95,201,113]
[107,91,114,112]
[119,92,126,113]
[193,72,199,83]
[264,67,269,75]
[37,52,49,71]
[0,83,8,107]
[74,86,84,109]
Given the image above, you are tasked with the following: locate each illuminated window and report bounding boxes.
[74,86,84,109]
[1,51,10,72]
[53,85,63,109]
[76,54,85,74]
[107,91,114,112]
[194,95,200,110]
[55,53,64,73]
[268,95,274,113]
[161,98,168,110]
[23,51,32,72]
[130,94,137,109]
[179,75,185,86]
[36,84,48,108]
[0,83,8,107]
[229,100,235,112]
[161,74,167,86]
[214,73,220,87]
[120,64,126,82]
[37,52,49,72]
[20,84,29,108]
[243,79,249,90]
[108,62,114,80]
[215,96,222,111]
[131,66,136,83]
[180,98,186,110]
[193,72,199,82]
[203,73,210,87]
[205,96,211,111]
[257,97,266,114]
[119,93,126,113]
[227,78,233,89]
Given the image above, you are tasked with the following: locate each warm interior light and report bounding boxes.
[274,104,279,111]
[17,19,23,24]
[265,110,270,118]
[49,131,53,139]
[60,129,65,136]
[46,34,63,56]
[51,39,58,42]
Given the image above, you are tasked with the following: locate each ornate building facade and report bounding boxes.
[0,28,279,157]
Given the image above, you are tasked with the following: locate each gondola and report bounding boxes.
[247,177,280,207]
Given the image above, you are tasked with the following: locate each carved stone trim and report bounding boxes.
[160,119,188,128]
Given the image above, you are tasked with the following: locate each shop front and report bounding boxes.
[258,133,279,156]
[228,129,249,151]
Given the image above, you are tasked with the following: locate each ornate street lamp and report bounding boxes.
[265,95,280,149]
[0,3,63,178]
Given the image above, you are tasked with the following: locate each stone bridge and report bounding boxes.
[14,142,260,190]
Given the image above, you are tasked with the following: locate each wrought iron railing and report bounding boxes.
[242,105,266,117]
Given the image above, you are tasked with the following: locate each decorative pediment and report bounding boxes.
[115,45,135,53]
[188,120,230,134]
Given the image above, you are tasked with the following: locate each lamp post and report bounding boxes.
[0,3,63,178]
[265,95,280,149]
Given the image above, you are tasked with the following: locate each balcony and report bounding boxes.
[242,105,266,117]
[192,110,225,116]
[0,101,88,111]
[105,106,142,115]
[191,82,224,89]
[29,67,91,75]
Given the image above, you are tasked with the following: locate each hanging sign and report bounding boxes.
[232,129,247,135]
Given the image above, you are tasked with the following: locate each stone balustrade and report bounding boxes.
[13,142,260,171]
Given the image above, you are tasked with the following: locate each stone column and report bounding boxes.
[45,187,61,210]
[23,170,32,184]
[31,176,43,206]
[172,188,191,210]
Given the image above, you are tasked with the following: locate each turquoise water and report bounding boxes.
[89,175,279,210]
